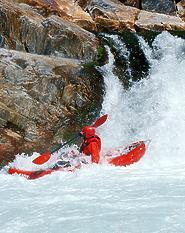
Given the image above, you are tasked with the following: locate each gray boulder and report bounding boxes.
[0,48,103,165]
[141,0,176,15]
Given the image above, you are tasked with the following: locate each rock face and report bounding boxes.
[177,0,185,20]
[0,0,103,166]
[141,0,176,15]
[118,0,140,8]
[136,10,185,31]
[14,0,97,31]
[0,0,99,60]
[85,0,140,32]
[84,0,185,32]
[0,48,103,166]
[76,0,90,8]
[1,0,185,46]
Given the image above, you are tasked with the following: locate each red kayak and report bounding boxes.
[8,163,81,180]
[106,141,146,166]
[8,141,147,179]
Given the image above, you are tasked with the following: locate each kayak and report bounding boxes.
[8,163,81,180]
[105,141,146,166]
[8,141,146,179]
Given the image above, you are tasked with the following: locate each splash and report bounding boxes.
[7,145,81,171]
[99,32,185,167]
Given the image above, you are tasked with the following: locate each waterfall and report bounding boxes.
[99,32,185,167]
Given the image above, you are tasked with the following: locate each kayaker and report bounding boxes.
[80,126,101,164]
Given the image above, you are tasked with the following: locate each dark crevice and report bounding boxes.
[24,42,29,52]
[6,121,25,136]
[100,31,150,89]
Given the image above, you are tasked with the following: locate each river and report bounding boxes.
[0,32,185,233]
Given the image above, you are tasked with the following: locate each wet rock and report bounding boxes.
[0,142,15,167]
[0,0,99,60]
[76,0,90,9]
[79,0,185,32]
[0,127,24,166]
[136,10,185,31]
[118,0,140,8]
[141,0,176,15]
[177,0,185,21]
[0,48,104,165]
[86,0,139,32]
[14,0,97,31]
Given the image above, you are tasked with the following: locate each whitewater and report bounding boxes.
[0,32,185,233]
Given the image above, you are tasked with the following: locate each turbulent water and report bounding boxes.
[1,32,185,233]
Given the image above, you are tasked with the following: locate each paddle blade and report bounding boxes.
[32,151,51,165]
[92,114,108,128]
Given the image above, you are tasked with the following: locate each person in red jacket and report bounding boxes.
[80,126,101,164]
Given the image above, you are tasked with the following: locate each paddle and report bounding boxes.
[32,114,108,165]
